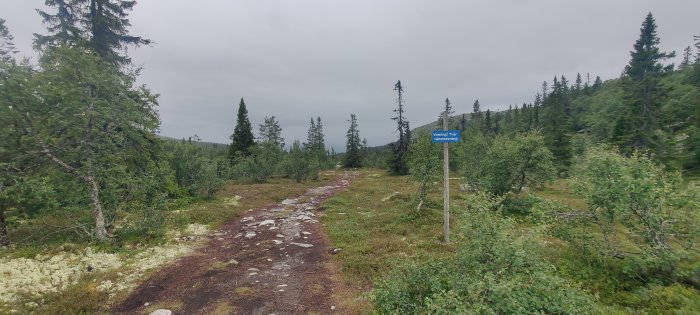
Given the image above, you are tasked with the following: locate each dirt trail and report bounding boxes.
[114,172,357,315]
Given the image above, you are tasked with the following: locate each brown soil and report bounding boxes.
[113,172,358,315]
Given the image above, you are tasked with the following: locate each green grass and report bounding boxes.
[323,170,456,286]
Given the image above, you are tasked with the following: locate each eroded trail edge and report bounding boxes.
[115,171,358,315]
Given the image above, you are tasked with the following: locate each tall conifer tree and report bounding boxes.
[543,76,572,174]
[471,99,483,132]
[389,80,410,175]
[344,114,362,168]
[229,98,255,160]
[613,12,674,153]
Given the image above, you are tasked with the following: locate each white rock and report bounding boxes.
[245,231,256,239]
[273,240,283,245]
[281,199,296,205]
[259,220,275,226]
[301,231,312,235]
[290,242,314,248]
[247,268,260,272]
[240,216,255,223]
[276,234,285,238]
[149,309,171,315]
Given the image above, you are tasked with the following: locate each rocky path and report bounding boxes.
[114,172,357,315]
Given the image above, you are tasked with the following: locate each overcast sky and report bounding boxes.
[1,1,699,151]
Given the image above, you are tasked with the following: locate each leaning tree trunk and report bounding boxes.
[85,173,109,241]
[37,141,110,242]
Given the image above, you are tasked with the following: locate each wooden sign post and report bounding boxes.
[442,110,450,244]
[431,113,459,244]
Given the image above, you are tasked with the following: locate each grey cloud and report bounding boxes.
[1,0,698,151]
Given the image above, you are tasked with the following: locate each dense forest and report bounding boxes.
[0,1,699,313]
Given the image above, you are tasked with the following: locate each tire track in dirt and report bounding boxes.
[114,171,358,315]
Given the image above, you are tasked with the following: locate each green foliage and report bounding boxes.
[281,140,315,183]
[570,146,698,260]
[407,133,441,212]
[2,46,161,241]
[454,127,490,190]
[231,141,283,183]
[372,192,600,314]
[461,132,556,195]
[167,139,225,198]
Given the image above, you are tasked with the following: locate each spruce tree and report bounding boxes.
[681,36,700,169]
[229,98,255,160]
[513,105,521,133]
[471,99,483,131]
[35,0,150,65]
[81,0,151,65]
[561,75,571,116]
[33,0,82,49]
[679,46,692,70]
[574,73,583,95]
[493,112,501,134]
[541,81,548,102]
[304,117,317,151]
[484,109,492,134]
[304,116,327,166]
[0,19,17,63]
[613,12,674,153]
[389,80,410,175]
[258,116,284,148]
[344,114,362,168]
[593,76,603,89]
[315,117,325,153]
[505,105,513,133]
[534,102,540,129]
[543,76,572,174]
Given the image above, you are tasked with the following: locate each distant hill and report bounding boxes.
[411,112,472,136]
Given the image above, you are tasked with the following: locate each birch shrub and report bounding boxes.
[371,192,600,314]
[567,146,699,279]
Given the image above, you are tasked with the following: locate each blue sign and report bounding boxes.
[432,130,460,143]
